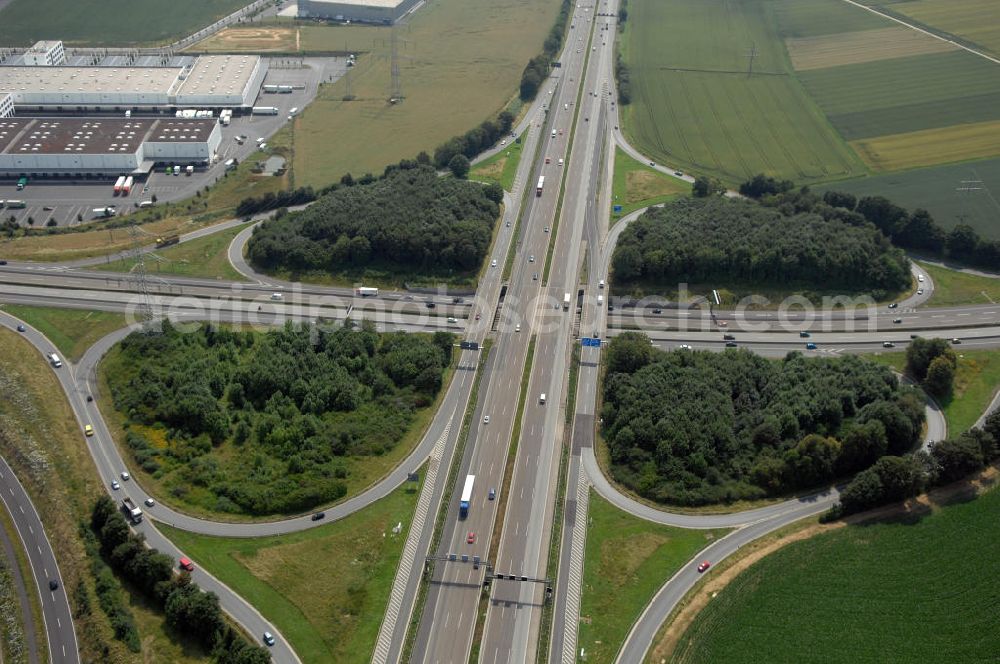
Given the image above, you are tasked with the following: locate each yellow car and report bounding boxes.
[84,425,94,437]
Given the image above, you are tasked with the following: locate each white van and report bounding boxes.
[597,295,604,305]
[270,292,283,301]
[558,158,564,166]
[539,393,546,404]
[598,279,605,289]
[551,129,557,138]
[48,353,63,368]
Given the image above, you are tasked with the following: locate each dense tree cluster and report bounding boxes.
[246,164,500,276]
[80,523,141,651]
[906,337,957,400]
[106,320,453,515]
[822,191,1000,271]
[829,409,1000,519]
[612,197,911,297]
[432,112,515,170]
[518,0,573,101]
[235,186,318,219]
[615,52,631,105]
[602,334,924,506]
[90,497,270,663]
[739,174,795,198]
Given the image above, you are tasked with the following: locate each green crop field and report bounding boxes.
[772,0,886,39]
[798,51,1000,140]
[579,493,729,664]
[818,157,1000,240]
[858,0,1000,57]
[282,0,560,188]
[620,0,866,185]
[0,0,252,46]
[670,484,1000,664]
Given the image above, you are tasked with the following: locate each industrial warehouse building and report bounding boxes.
[297,0,420,24]
[0,117,221,176]
[0,53,267,111]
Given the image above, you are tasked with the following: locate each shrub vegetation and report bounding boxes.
[602,334,924,506]
[105,320,452,516]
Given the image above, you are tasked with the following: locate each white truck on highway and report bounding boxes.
[563,292,571,310]
[122,496,143,524]
[355,287,379,297]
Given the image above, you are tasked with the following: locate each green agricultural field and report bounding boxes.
[798,51,1000,141]
[670,483,1000,664]
[0,0,252,46]
[1,305,125,362]
[620,0,866,185]
[817,157,1000,240]
[160,472,421,664]
[859,0,1000,56]
[772,0,886,39]
[579,493,729,664]
[611,148,688,219]
[285,0,560,188]
[93,224,247,282]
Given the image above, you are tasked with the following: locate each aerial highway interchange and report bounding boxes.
[1,0,999,662]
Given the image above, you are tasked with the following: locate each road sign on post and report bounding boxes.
[581,337,602,348]
[459,341,480,350]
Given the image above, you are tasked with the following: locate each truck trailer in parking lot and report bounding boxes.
[4,200,25,209]
[252,106,279,115]
[122,176,134,194]
[113,176,126,194]
[92,206,117,218]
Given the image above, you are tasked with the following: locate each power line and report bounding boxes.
[127,223,157,332]
[745,42,758,79]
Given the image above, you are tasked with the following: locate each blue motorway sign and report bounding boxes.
[581,337,602,348]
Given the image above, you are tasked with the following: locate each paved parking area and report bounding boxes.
[0,55,346,227]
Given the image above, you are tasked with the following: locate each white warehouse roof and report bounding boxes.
[0,66,181,95]
[174,55,260,98]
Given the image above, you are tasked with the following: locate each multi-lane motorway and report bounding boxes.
[1,0,1000,662]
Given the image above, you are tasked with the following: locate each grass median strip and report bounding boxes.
[920,261,1000,307]
[160,467,424,664]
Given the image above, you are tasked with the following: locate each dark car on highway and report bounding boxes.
[311,512,326,521]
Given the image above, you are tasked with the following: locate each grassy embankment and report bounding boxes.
[919,261,1000,307]
[578,493,730,663]
[0,328,209,663]
[1,305,126,362]
[161,467,423,664]
[868,348,1000,435]
[470,136,526,192]
[611,148,688,221]
[92,224,248,282]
